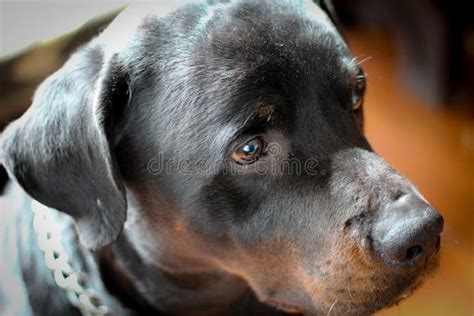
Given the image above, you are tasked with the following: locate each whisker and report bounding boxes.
[440,227,460,245]
[347,284,355,302]
[343,267,356,303]
[327,299,338,316]
[356,55,373,66]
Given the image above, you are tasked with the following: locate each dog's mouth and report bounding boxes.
[253,237,441,315]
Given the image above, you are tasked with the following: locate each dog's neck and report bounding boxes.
[97,229,250,315]
[93,189,284,315]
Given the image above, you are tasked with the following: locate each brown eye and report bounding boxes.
[352,72,366,111]
[231,137,266,164]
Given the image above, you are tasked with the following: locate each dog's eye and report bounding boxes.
[352,73,366,111]
[231,137,266,164]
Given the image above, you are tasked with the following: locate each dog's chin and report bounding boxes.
[316,256,440,315]
[266,282,423,316]
[264,255,440,315]
[334,280,424,316]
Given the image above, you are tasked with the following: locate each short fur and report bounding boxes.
[0,1,441,315]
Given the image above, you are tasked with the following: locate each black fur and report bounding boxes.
[0,1,441,315]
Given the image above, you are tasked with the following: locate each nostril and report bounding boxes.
[404,245,423,262]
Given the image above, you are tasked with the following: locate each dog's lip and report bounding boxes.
[265,299,304,314]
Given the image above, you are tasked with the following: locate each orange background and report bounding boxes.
[347,30,474,315]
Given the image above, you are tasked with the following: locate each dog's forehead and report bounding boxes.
[187,1,352,137]
[207,0,344,49]
[189,2,351,97]
[106,1,356,158]
[100,0,342,55]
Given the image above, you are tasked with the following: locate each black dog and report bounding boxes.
[0,1,443,315]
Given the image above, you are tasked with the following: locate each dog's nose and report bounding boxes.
[372,194,443,266]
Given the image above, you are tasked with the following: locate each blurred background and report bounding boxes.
[333,1,474,315]
[0,1,473,315]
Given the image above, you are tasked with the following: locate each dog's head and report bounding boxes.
[0,0,443,314]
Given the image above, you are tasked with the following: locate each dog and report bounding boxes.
[0,0,444,315]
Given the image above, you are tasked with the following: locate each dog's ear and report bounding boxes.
[0,45,129,249]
